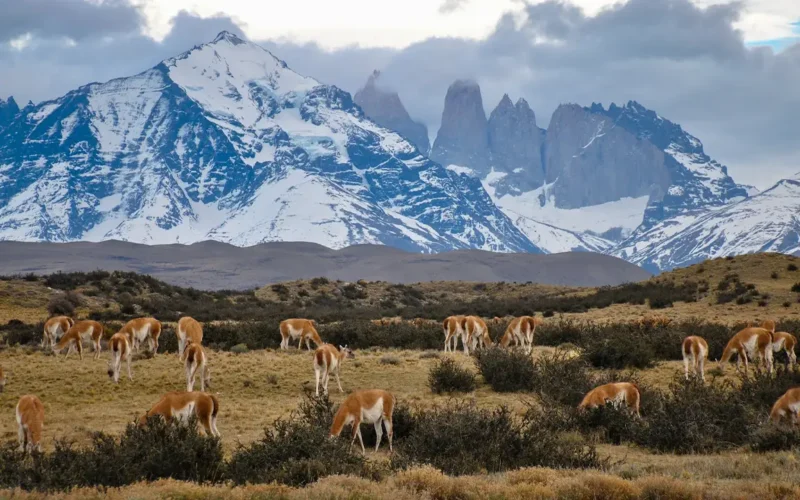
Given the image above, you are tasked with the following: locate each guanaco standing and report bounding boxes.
[771,331,798,368]
[330,389,395,454]
[279,318,322,350]
[16,395,44,453]
[443,315,466,353]
[42,316,74,351]
[464,315,491,352]
[499,316,540,352]
[719,326,774,374]
[54,320,104,360]
[313,344,354,395]
[682,336,709,381]
[579,382,641,417]
[183,343,211,392]
[119,317,162,354]
[140,391,220,437]
[770,387,800,425]
[177,316,203,358]
[107,332,133,383]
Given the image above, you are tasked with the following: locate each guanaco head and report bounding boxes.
[339,345,355,359]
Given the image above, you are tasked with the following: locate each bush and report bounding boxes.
[789,263,798,272]
[0,416,224,491]
[0,321,42,345]
[230,343,249,354]
[792,282,800,293]
[582,329,657,369]
[771,272,780,279]
[428,358,476,394]
[226,392,371,486]
[474,347,534,392]
[47,297,75,317]
[394,401,600,475]
[750,423,800,452]
[380,355,401,365]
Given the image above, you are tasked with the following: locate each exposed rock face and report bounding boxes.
[0,97,19,131]
[544,104,671,209]
[487,95,545,195]
[354,71,430,154]
[430,80,490,175]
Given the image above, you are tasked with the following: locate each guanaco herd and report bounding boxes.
[3,314,800,454]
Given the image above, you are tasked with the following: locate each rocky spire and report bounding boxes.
[354,70,430,154]
[430,80,490,174]
[487,94,544,187]
[0,96,20,130]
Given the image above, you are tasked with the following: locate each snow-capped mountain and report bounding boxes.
[615,177,800,270]
[0,32,539,254]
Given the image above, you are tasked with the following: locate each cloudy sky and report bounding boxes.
[1,0,799,188]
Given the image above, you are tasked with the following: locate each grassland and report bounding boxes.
[2,254,800,498]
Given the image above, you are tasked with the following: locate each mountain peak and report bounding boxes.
[496,94,513,110]
[212,30,246,45]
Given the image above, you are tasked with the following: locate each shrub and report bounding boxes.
[789,263,798,272]
[474,347,534,392]
[428,358,476,394]
[394,401,600,476]
[380,355,401,365]
[47,297,75,317]
[633,378,760,453]
[574,403,641,445]
[226,392,371,486]
[0,321,42,345]
[582,329,657,369]
[792,283,800,293]
[750,423,800,452]
[771,272,780,279]
[230,343,249,354]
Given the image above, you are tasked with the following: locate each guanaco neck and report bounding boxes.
[330,406,350,436]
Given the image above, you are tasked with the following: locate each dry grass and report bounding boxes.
[3,464,800,499]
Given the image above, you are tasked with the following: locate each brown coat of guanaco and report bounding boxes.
[16,394,45,452]
[279,318,322,350]
[182,343,211,392]
[313,344,354,396]
[55,320,104,360]
[682,335,709,381]
[140,391,220,437]
[579,382,641,417]
[443,315,466,352]
[330,389,395,454]
[771,331,798,367]
[720,327,774,373]
[42,316,74,350]
[119,317,162,355]
[107,333,133,383]
[177,316,203,357]
[770,387,800,425]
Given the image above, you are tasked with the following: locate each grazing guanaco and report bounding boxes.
[313,344,354,396]
[770,387,800,425]
[280,318,322,350]
[140,391,220,437]
[177,316,203,358]
[119,317,162,355]
[579,382,641,417]
[107,333,133,383]
[443,315,466,353]
[499,316,540,352]
[682,336,709,381]
[54,320,104,360]
[183,343,211,392]
[16,395,44,453]
[42,316,74,351]
[464,316,491,352]
[0,365,5,393]
[771,331,798,368]
[330,389,395,454]
[719,326,774,374]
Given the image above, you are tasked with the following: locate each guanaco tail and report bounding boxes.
[443,315,466,352]
[682,335,709,381]
[183,343,211,392]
